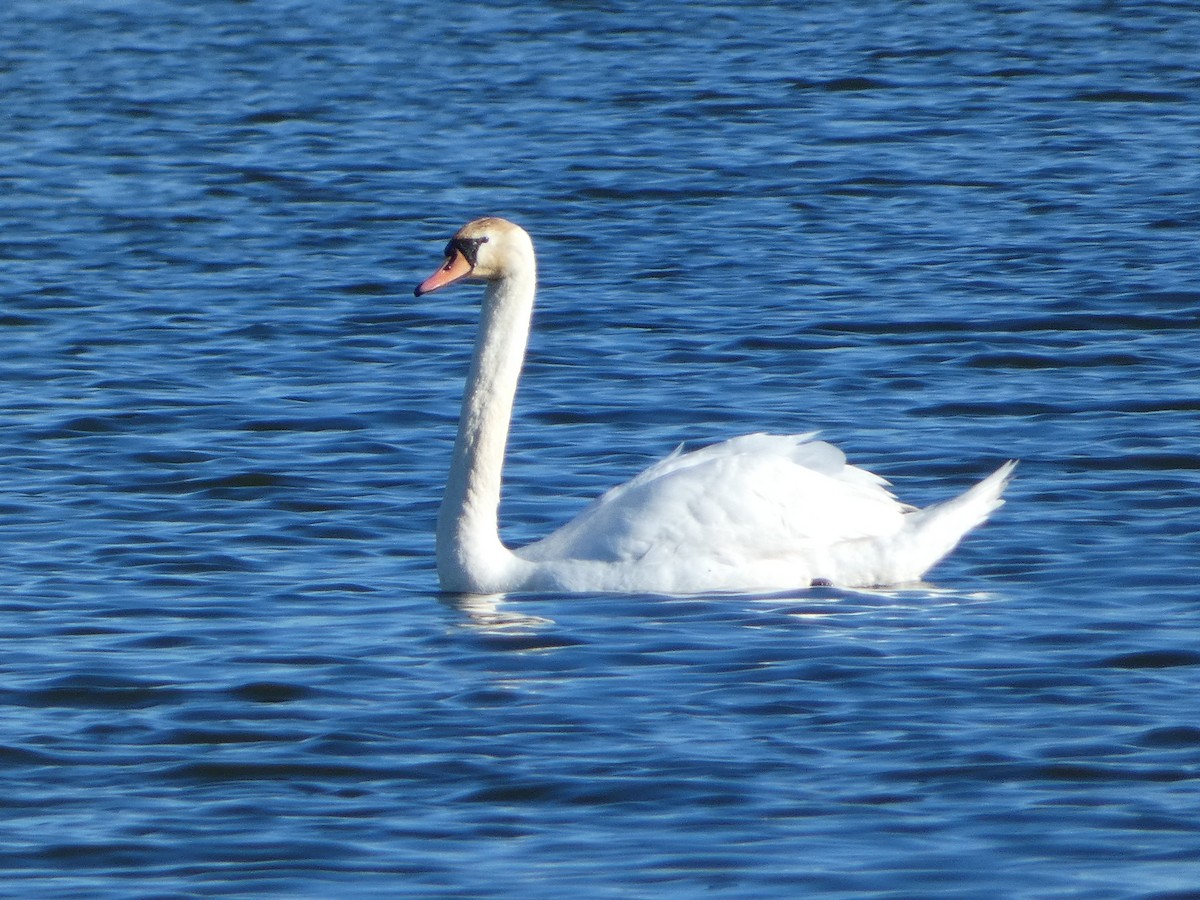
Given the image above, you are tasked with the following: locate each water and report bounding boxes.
[1,0,1198,896]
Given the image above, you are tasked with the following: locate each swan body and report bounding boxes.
[416,217,1014,595]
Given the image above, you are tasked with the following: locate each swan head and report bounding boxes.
[414,217,533,297]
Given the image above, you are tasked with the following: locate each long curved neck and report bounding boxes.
[437,262,536,592]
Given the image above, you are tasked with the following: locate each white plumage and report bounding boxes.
[415,217,1014,595]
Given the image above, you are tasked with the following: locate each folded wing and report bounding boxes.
[518,433,910,567]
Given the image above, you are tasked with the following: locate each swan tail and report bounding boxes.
[897,460,1017,581]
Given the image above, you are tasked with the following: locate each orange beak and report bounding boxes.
[414,249,473,297]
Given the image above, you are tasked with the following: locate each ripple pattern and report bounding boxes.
[1,1,1199,897]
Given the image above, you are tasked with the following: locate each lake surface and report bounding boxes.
[1,1,1198,896]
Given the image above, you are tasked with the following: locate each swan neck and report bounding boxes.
[437,265,536,592]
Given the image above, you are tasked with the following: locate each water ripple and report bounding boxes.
[0,0,1198,897]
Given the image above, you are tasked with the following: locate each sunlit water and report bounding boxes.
[1,1,1198,896]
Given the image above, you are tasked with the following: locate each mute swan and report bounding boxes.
[416,217,1014,595]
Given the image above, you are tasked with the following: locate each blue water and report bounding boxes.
[2,1,1199,896]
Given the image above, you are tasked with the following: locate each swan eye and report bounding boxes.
[448,236,488,268]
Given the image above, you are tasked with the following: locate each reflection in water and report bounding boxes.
[444,583,1000,632]
[445,591,557,632]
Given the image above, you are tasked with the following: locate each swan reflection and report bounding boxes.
[444,592,556,632]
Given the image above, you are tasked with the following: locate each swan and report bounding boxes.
[415,216,1014,595]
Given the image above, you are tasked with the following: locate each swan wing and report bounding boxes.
[518,433,908,566]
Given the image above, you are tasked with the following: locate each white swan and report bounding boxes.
[416,217,1014,595]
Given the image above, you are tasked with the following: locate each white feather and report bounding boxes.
[419,217,1014,595]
